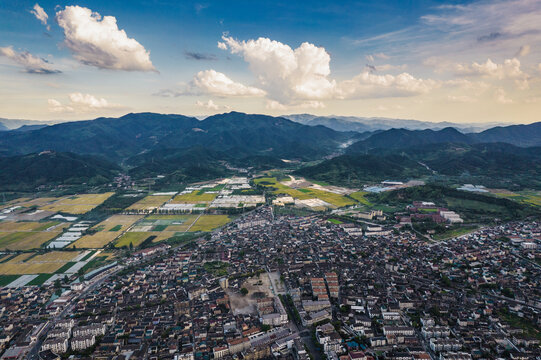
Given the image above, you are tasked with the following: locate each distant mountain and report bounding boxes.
[299,141,541,189]
[11,124,49,132]
[471,121,541,147]
[0,123,7,131]
[283,114,503,133]
[347,127,472,152]
[295,154,429,186]
[0,118,58,130]
[0,113,201,159]
[0,112,353,161]
[0,151,119,190]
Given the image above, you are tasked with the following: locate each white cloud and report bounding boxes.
[195,99,231,111]
[192,70,266,97]
[219,35,337,102]
[265,100,287,110]
[0,46,60,74]
[299,101,326,109]
[216,35,435,103]
[217,41,227,50]
[495,88,513,104]
[30,3,50,30]
[48,93,123,113]
[515,45,530,57]
[374,64,408,71]
[55,5,156,71]
[337,71,438,99]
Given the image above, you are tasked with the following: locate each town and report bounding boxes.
[0,174,539,359]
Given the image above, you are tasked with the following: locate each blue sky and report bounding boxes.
[1,0,540,123]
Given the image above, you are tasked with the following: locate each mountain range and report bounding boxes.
[282,114,505,133]
[0,111,540,190]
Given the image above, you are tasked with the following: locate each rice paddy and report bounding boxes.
[171,191,218,203]
[0,251,81,275]
[39,193,114,214]
[0,221,69,251]
[71,215,142,248]
[190,215,231,232]
[126,195,173,211]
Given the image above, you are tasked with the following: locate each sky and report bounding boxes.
[1,0,541,124]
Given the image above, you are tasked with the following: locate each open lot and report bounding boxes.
[0,251,80,275]
[71,215,142,248]
[227,273,273,315]
[39,193,114,214]
[190,215,231,232]
[126,195,172,211]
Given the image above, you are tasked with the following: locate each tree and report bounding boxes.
[129,242,134,251]
[240,287,249,296]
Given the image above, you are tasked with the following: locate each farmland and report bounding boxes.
[171,191,218,203]
[115,232,155,248]
[190,215,231,232]
[126,195,173,211]
[132,215,199,232]
[39,192,114,214]
[0,221,69,250]
[71,215,142,248]
[0,251,80,275]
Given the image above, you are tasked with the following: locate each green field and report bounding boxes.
[55,262,76,274]
[328,219,343,224]
[203,261,229,276]
[115,232,154,248]
[255,177,356,208]
[27,273,54,286]
[152,225,168,231]
[109,225,122,231]
[349,191,372,206]
[432,226,479,241]
[190,215,231,232]
[80,251,96,261]
[0,274,19,286]
[172,191,217,203]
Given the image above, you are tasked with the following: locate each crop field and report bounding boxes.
[349,191,372,205]
[39,193,114,214]
[133,215,199,232]
[171,191,218,203]
[299,188,356,207]
[254,177,315,199]
[0,251,80,275]
[0,222,68,250]
[71,215,142,248]
[126,195,172,211]
[115,232,156,248]
[488,189,541,208]
[190,215,231,232]
[9,197,57,208]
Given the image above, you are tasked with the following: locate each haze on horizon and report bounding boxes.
[1,0,541,124]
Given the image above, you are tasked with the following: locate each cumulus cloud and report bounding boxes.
[215,35,436,103]
[337,71,438,99]
[55,5,156,71]
[191,70,266,97]
[265,100,287,110]
[219,36,337,102]
[30,3,50,30]
[48,93,123,113]
[426,56,530,89]
[195,99,231,111]
[0,46,60,74]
